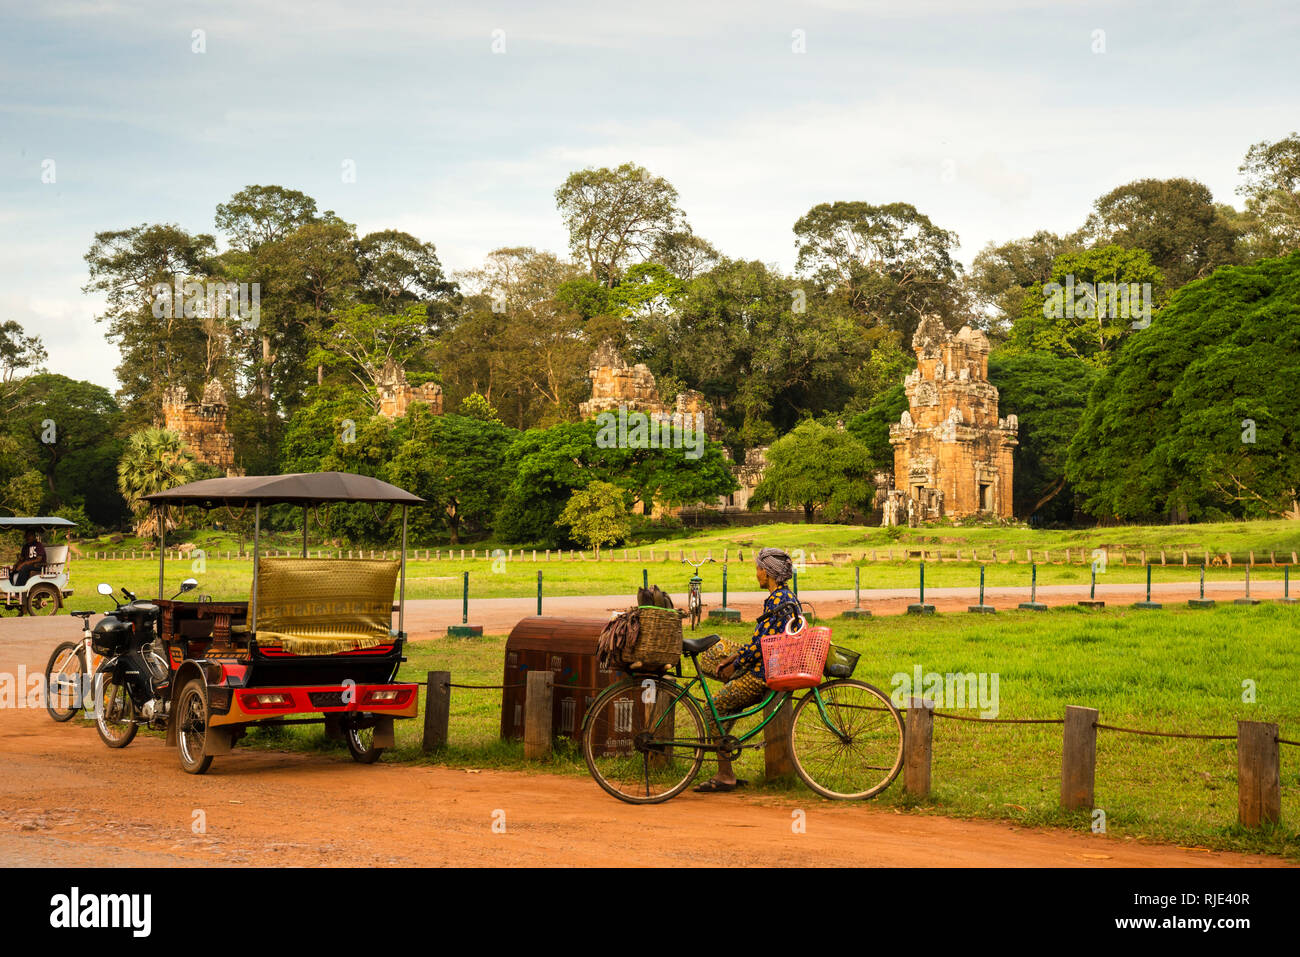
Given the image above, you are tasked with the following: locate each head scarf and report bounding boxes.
[755,547,794,585]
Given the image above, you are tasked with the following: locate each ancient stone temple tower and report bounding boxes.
[887,316,1018,521]
[376,359,444,419]
[162,379,237,473]
[578,340,718,437]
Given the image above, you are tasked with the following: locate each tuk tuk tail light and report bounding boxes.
[362,688,411,706]
[247,692,293,709]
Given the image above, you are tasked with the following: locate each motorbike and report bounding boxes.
[92,578,198,749]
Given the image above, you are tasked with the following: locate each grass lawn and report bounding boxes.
[243,602,1300,859]
[43,550,1298,609]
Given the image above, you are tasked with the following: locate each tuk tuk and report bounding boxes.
[0,516,76,616]
[138,472,424,774]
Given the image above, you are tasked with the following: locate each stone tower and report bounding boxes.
[162,379,237,473]
[887,316,1018,521]
[375,359,444,419]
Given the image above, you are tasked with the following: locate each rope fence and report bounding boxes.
[414,666,1295,830]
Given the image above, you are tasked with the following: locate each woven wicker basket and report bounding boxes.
[625,605,682,671]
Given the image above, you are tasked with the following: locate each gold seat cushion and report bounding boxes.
[254,557,399,655]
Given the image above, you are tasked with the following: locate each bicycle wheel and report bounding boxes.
[688,589,702,630]
[582,676,708,804]
[789,679,903,800]
[44,642,88,722]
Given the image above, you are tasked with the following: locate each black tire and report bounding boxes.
[581,676,707,804]
[344,717,384,764]
[94,667,138,749]
[44,642,88,722]
[788,679,903,800]
[175,679,213,774]
[688,589,702,630]
[24,584,60,616]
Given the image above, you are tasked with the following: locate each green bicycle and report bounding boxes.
[581,633,904,804]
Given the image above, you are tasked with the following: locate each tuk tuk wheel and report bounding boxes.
[176,679,214,775]
[24,584,61,616]
[344,717,384,764]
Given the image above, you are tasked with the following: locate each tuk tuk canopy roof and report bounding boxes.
[0,516,77,528]
[143,472,425,507]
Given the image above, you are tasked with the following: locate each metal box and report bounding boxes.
[500,616,623,743]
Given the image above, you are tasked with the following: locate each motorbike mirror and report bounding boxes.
[97,583,114,596]
[180,578,198,592]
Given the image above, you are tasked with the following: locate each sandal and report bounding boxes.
[693,778,748,793]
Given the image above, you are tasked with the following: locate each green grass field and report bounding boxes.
[239,602,1300,859]
[37,518,1297,609]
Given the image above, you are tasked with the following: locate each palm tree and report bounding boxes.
[117,428,197,537]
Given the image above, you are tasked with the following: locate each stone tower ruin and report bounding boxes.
[162,379,237,473]
[887,316,1018,522]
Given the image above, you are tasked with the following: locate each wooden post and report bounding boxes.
[1060,705,1098,810]
[903,697,935,797]
[1237,720,1280,827]
[524,670,554,759]
[763,697,795,780]
[422,671,450,751]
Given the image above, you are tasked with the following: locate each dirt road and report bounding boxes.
[0,617,1287,868]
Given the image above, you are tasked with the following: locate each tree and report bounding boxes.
[1066,251,1300,522]
[555,163,685,286]
[1004,245,1164,365]
[437,247,593,428]
[1237,132,1300,258]
[308,303,433,413]
[355,229,460,328]
[83,223,217,427]
[845,383,908,470]
[388,408,517,544]
[556,481,631,555]
[793,201,964,341]
[0,319,47,403]
[987,352,1098,522]
[458,392,502,424]
[117,428,197,535]
[8,374,123,521]
[968,231,1079,339]
[749,420,875,522]
[214,185,322,254]
[1082,178,1239,290]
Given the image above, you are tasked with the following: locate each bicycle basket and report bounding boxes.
[625,605,682,671]
[761,618,832,691]
[822,644,860,679]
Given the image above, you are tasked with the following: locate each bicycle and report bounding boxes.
[580,631,904,804]
[44,609,102,722]
[681,556,714,630]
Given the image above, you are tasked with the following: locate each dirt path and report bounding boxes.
[0,618,1287,868]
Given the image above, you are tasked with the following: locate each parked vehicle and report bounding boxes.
[103,471,425,774]
[0,516,76,616]
[92,579,198,747]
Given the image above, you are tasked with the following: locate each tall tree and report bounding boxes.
[1082,178,1239,290]
[355,229,460,328]
[0,320,47,403]
[793,201,964,342]
[117,428,198,536]
[749,420,875,522]
[968,231,1079,340]
[214,185,322,254]
[1004,245,1164,365]
[1067,251,1300,522]
[1237,132,1300,258]
[83,223,217,427]
[555,162,685,286]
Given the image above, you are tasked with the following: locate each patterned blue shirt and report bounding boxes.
[733,584,798,680]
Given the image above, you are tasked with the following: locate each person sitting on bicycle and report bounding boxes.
[693,546,799,793]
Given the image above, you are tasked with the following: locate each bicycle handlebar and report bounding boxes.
[680,557,715,568]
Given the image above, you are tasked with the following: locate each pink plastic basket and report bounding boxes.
[761,620,832,691]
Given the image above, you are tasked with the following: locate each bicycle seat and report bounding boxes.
[71,610,95,619]
[682,633,722,656]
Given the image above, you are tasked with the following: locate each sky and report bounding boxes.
[2,0,1297,392]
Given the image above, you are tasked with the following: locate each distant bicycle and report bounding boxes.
[43,610,101,721]
[681,557,714,630]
